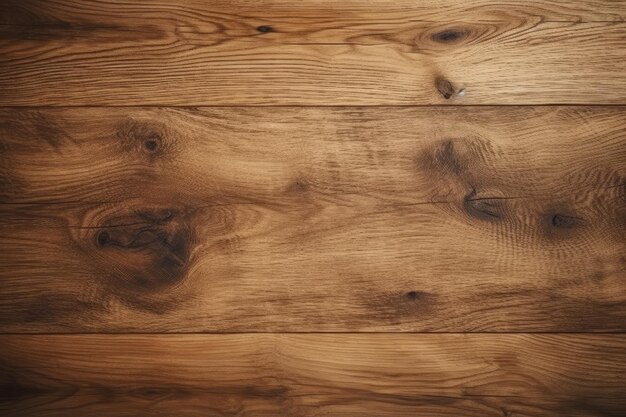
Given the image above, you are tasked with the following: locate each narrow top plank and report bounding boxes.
[1,0,625,105]
[4,0,625,24]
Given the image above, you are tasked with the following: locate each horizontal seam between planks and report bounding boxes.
[0,20,623,27]
[1,104,626,109]
[1,331,626,335]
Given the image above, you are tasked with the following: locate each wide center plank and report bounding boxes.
[0,106,623,332]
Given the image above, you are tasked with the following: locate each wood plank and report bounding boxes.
[0,106,624,332]
[1,334,625,416]
[1,1,626,105]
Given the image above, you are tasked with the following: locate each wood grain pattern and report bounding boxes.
[2,0,626,105]
[1,334,625,417]
[2,1,626,415]
[1,106,624,332]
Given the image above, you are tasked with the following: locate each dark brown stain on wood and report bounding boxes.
[0,373,49,402]
[435,77,456,99]
[25,112,72,150]
[419,137,494,178]
[0,144,17,201]
[9,294,107,325]
[433,139,466,175]
[559,396,626,417]
[0,21,163,42]
[0,111,73,151]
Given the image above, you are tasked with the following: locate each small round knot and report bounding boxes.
[257,25,273,33]
[406,291,419,300]
[97,230,110,247]
[551,214,579,229]
[144,136,159,151]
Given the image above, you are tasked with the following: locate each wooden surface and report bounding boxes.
[2,0,626,105]
[1,1,625,416]
[2,335,626,417]
[0,106,624,332]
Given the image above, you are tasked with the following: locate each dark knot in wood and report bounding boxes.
[94,208,194,292]
[406,291,426,300]
[144,135,160,151]
[550,213,580,229]
[435,77,456,99]
[431,29,468,43]
[257,25,273,33]
[463,188,503,222]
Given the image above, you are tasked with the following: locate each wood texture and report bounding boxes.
[1,0,626,105]
[1,106,624,332]
[1,334,625,417]
[2,2,626,415]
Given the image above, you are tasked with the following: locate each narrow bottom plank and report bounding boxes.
[1,334,624,416]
